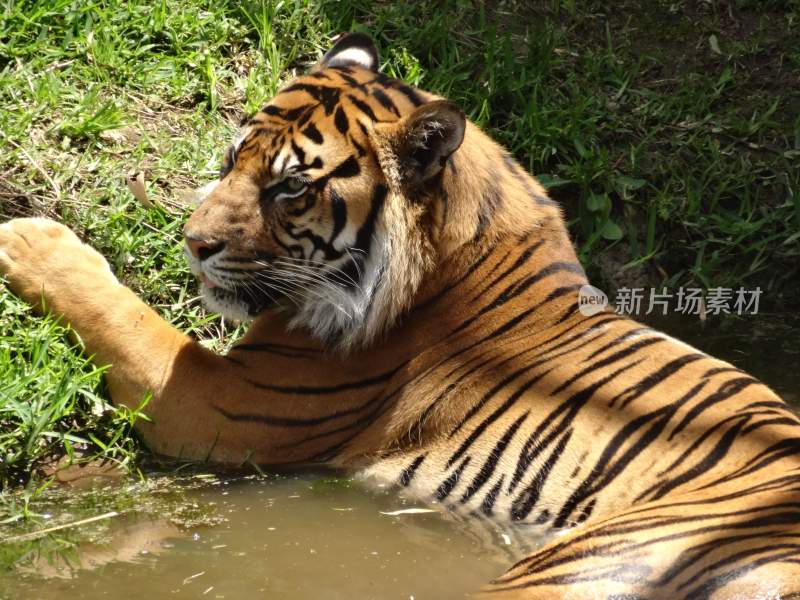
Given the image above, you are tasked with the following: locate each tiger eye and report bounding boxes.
[286,177,306,192]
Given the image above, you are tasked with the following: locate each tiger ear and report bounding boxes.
[320,33,379,71]
[391,101,466,187]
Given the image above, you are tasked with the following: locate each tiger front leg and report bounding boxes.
[0,218,384,466]
[0,217,253,461]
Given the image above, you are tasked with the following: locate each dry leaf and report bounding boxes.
[126,171,155,209]
[708,34,722,55]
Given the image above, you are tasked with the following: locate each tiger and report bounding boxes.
[1,32,800,599]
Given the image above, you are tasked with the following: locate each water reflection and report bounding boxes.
[3,475,523,599]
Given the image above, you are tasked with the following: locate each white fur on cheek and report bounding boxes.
[287,189,435,352]
[289,229,388,351]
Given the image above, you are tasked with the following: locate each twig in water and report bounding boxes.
[1,511,121,544]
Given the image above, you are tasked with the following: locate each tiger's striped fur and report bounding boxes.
[1,33,799,598]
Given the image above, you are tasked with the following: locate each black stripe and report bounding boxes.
[296,156,324,171]
[262,105,282,116]
[347,94,378,121]
[474,210,491,240]
[619,475,800,519]
[491,261,584,308]
[656,530,800,585]
[372,88,400,116]
[284,392,399,452]
[555,378,710,524]
[523,502,800,572]
[230,341,321,358]
[420,318,613,441]
[338,183,387,286]
[503,154,558,206]
[742,416,799,435]
[510,360,645,508]
[645,418,750,501]
[480,475,505,516]
[328,188,348,246]
[214,394,379,428]
[512,509,800,590]
[446,373,548,469]
[511,430,572,521]
[474,186,503,239]
[336,71,369,92]
[291,139,306,164]
[352,138,366,157]
[460,412,527,503]
[399,454,426,486]
[583,328,653,362]
[245,365,400,395]
[668,377,759,440]
[262,103,314,122]
[694,545,800,587]
[329,155,361,179]
[302,122,323,144]
[334,106,349,134]
[435,457,471,501]
[444,284,585,370]
[683,547,800,600]
[703,438,800,489]
[296,110,312,129]
[454,262,585,336]
[550,337,664,396]
[609,353,705,409]
[282,83,340,114]
[659,411,751,476]
[472,239,546,300]
[401,288,605,445]
[413,243,497,311]
[380,77,425,106]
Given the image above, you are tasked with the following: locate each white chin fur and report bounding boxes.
[200,284,253,323]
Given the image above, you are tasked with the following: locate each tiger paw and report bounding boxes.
[0,217,117,310]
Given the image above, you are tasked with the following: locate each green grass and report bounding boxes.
[0,0,798,525]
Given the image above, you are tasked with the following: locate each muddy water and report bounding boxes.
[1,474,531,600]
[1,313,798,600]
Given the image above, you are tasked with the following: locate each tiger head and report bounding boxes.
[184,33,555,350]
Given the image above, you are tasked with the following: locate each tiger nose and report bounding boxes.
[185,237,225,261]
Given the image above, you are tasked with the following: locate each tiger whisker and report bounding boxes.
[249,272,349,316]
[265,264,362,301]
[271,262,359,291]
[268,255,364,289]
